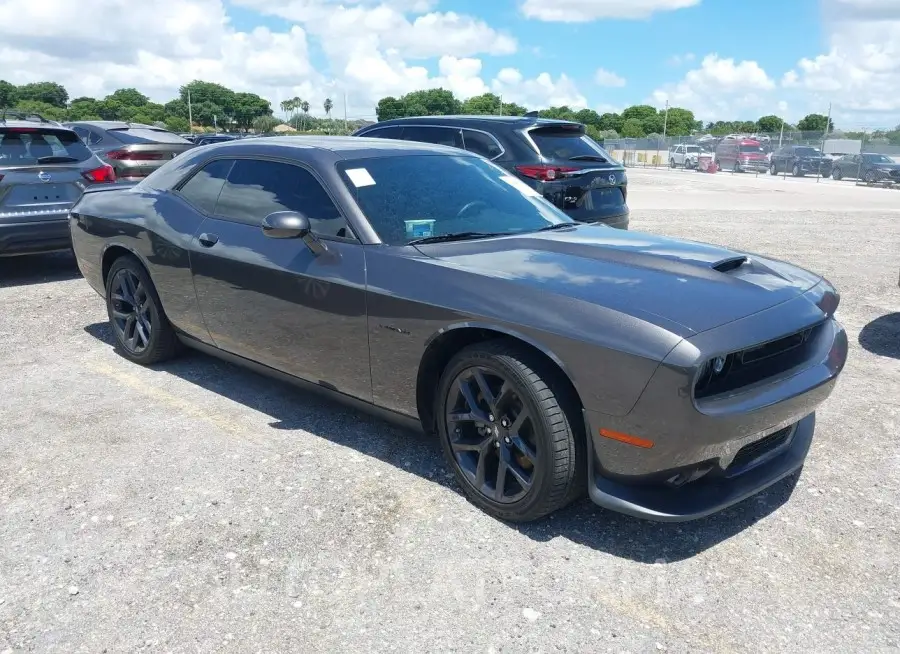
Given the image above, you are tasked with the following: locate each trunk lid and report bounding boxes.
[415,225,822,335]
[0,165,88,221]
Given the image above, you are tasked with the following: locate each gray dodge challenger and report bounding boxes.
[68,136,848,523]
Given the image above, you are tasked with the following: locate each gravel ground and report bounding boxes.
[1,169,899,653]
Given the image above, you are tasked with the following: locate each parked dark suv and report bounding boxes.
[1,112,116,256]
[769,145,831,177]
[353,115,629,229]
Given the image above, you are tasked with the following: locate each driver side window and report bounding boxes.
[213,159,354,239]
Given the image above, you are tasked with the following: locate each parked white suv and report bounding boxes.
[669,144,709,169]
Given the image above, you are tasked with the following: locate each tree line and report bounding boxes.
[376,88,900,145]
[0,80,369,135]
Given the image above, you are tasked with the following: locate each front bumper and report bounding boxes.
[0,218,71,256]
[585,411,814,522]
[581,285,847,521]
[737,160,768,172]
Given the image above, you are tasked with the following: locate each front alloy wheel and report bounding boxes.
[446,366,538,503]
[435,340,584,522]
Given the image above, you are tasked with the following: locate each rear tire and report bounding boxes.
[105,255,179,365]
[435,340,585,522]
[792,163,803,177]
[669,158,676,169]
[832,167,842,180]
[770,162,777,175]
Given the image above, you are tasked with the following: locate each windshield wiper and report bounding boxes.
[36,155,79,163]
[536,222,579,232]
[408,231,503,245]
[568,155,607,162]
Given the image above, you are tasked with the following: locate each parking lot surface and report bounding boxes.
[1,169,899,653]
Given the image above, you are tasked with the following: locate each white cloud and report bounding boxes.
[520,0,700,22]
[594,68,626,87]
[492,69,588,110]
[649,54,776,120]
[0,0,590,121]
[780,0,900,122]
[666,52,696,66]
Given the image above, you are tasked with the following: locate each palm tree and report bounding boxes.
[324,98,333,118]
[292,96,302,126]
[300,100,310,131]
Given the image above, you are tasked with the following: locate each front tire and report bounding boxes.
[770,162,777,175]
[792,163,803,177]
[435,340,584,522]
[832,167,842,180]
[105,255,179,365]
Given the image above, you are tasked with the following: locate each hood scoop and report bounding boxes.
[711,255,749,273]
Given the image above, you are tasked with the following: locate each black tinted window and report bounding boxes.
[0,128,94,164]
[363,126,403,139]
[400,126,463,149]
[107,128,191,144]
[178,159,233,214]
[529,126,611,161]
[215,159,350,237]
[463,129,503,159]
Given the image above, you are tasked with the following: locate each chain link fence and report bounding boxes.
[599,130,900,187]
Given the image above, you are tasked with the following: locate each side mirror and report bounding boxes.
[262,211,310,239]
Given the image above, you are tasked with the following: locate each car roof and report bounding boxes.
[199,135,476,161]
[369,114,579,129]
[67,120,145,129]
[0,119,71,131]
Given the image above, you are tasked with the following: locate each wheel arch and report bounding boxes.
[101,242,151,289]
[415,322,585,435]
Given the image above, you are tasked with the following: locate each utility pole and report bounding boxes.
[499,94,503,117]
[778,117,785,147]
[187,89,193,133]
[818,102,832,184]
[343,91,348,133]
[658,100,669,167]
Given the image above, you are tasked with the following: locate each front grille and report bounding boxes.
[695,322,824,399]
[728,425,794,473]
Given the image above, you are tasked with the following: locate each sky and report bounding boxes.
[1,0,899,129]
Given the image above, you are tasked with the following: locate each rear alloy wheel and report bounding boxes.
[669,158,676,168]
[832,167,843,181]
[435,340,584,522]
[106,256,179,365]
[864,170,877,183]
[770,162,777,175]
[792,163,803,177]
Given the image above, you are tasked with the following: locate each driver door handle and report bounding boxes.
[198,233,219,248]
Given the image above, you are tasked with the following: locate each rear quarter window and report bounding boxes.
[0,128,94,164]
[107,128,192,144]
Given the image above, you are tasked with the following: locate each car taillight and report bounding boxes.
[515,165,578,181]
[106,150,165,160]
[82,164,116,183]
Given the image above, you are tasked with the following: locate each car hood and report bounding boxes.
[413,225,822,336]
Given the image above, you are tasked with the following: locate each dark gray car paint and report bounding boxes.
[68,136,848,521]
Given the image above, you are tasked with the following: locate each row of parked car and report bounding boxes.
[0,111,631,257]
[670,136,900,183]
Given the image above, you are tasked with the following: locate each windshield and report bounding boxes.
[795,147,821,157]
[338,154,573,245]
[0,127,93,164]
[864,154,894,164]
[529,126,612,161]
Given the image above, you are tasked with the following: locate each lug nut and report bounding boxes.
[488,414,495,422]
[494,441,500,448]
[500,418,510,428]
[504,436,511,445]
